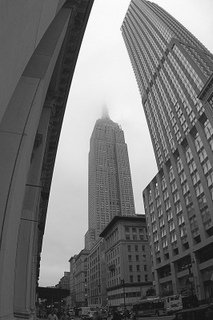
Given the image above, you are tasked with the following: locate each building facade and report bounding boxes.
[100,216,153,308]
[74,250,89,307]
[0,1,94,319]
[56,272,70,290]
[122,0,213,300]
[69,255,77,308]
[87,239,107,307]
[69,250,89,308]
[86,113,135,249]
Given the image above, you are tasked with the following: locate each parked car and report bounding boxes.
[100,310,108,319]
[80,307,96,320]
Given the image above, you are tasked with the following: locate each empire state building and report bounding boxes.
[86,112,135,249]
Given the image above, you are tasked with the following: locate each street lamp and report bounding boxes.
[121,279,126,314]
[185,262,198,307]
[187,264,194,296]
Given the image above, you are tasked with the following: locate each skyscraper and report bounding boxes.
[122,0,213,300]
[86,112,135,249]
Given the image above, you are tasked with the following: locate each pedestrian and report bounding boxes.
[124,309,130,319]
[93,311,101,320]
[60,312,70,320]
[205,306,213,320]
[112,311,121,320]
[48,310,59,320]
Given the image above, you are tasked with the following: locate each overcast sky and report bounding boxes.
[39,0,213,287]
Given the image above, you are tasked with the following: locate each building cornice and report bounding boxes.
[107,281,153,292]
[100,215,146,237]
[198,73,213,101]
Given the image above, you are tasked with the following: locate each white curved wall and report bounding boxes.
[0,0,65,123]
[0,2,70,319]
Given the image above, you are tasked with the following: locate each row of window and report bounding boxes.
[125,234,147,241]
[173,45,204,91]
[129,264,147,272]
[108,273,149,288]
[108,291,141,300]
[128,254,146,262]
[128,244,146,252]
[145,123,213,255]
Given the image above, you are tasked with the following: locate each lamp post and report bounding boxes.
[121,279,126,314]
[187,264,193,296]
[187,264,194,296]
[98,284,101,307]
[186,262,198,307]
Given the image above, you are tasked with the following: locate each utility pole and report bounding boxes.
[187,264,194,296]
[121,279,126,316]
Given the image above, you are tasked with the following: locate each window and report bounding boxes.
[128,245,131,252]
[130,275,133,283]
[135,245,138,252]
[137,275,141,282]
[142,245,145,251]
[144,265,147,271]
[129,265,133,272]
[128,255,132,262]
[145,275,148,282]
[136,255,139,261]
[136,265,140,272]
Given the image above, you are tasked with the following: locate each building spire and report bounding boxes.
[102,105,110,119]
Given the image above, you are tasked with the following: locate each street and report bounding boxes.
[138,317,175,320]
[72,317,175,320]
[69,316,175,320]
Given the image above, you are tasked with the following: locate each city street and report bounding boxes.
[66,316,175,320]
[138,316,175,320]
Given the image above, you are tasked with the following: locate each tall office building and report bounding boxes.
[86,112,135,249]
[122,0,213,300]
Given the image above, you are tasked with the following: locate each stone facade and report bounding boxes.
[100,216,153,307]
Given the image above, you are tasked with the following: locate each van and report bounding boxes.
[80,307,96,319]
[164,294,183,314]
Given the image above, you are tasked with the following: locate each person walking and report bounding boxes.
[205,306,213,320]
[60,312,70,320]
[48,310,58,320]
[93,311,102,320]
[112,311,121,320]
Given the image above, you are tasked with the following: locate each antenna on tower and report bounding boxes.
[102,105,110,119]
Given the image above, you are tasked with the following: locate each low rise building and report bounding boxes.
[100,216,153,308]
[57,271,70,290]
[87,238,107,307]
[69,250,89,307]
[69,255,77,307]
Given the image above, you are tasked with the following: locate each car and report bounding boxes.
[100,310,108,319]
[80,307,97,320]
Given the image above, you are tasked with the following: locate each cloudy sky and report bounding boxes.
[39,0,213,286]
